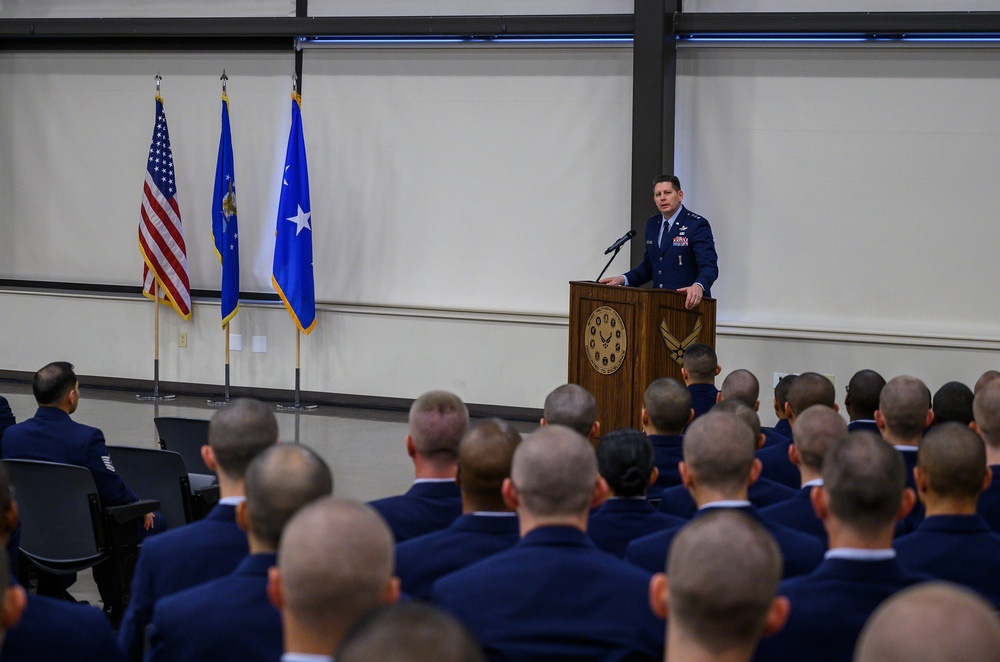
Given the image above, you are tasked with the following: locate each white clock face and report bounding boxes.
[586,306,627,375]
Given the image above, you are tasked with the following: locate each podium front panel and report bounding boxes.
[568,281,716,436]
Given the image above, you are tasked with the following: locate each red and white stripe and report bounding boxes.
[139,171,191,319]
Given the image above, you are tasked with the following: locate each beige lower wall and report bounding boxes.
[2,290,997,425]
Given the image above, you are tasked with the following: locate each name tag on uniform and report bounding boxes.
[646,240,653,245]
[673,236,689,247]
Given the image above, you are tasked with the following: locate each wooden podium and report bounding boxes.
[568,281,716,434]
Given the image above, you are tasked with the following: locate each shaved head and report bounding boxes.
[644,378,692,434]
[457,419,522,511]
[542,384,597,437]
[786,373,836,415]
[975,370,1000,395]
[712,400,761,440]
[510,425,598,518]
[846,369,886,421]
[917,423,987,500]
[682,412,756,493]
[933,381,974,427]
[973,380,1000,449]
[277,498,396,647]
[720,369,760,408]
[879,376,932,441]
[339,603,485,662]
[245,443,333,549]
[667,510,783,653]
[792,406,848,472]
[823,431,905,535]
[682,344,718,382]
[409,391,469,462]
[209,398,280,479]
[856,583,1000,662]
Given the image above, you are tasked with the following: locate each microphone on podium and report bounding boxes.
[604,229,637,255]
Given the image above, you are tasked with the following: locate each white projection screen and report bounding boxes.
[0,47,634,316]
[3,41,1000,336]
[675,47,1000,338]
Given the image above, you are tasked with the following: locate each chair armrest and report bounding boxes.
[195,485,220,507]
[104,499,161,525]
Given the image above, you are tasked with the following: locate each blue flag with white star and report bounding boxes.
[213,92,240,328]
[272,93,316,334]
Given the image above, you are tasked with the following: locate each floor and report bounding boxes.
[0,379,535,606]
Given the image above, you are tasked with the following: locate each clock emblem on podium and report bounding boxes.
[585,306,627,375]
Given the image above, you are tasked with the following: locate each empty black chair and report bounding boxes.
[3,458,159,609]
[153,416,216,478]
[108,446,194,529]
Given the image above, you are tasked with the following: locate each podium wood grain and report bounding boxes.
[568,281,716,435]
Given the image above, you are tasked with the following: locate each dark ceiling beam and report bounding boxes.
[0,15,634,39]
[675,12,1000,35]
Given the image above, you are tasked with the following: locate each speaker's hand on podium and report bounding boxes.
[678,284,704,310]
[600,276,626,286]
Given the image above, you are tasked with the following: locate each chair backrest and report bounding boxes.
[108,447,193,529]
[2,459,105,567]
[153,417,214,475]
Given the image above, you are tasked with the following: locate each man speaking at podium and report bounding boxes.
[601,175,718,310]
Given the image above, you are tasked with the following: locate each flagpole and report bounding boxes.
[208,70,236,408]
[207,323,231,407]
[278,328,316,412]
[275,74,316,414]
[137,281,175,401]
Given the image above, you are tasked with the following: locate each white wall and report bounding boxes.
[3,21,1000,412]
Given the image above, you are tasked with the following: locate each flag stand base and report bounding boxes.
[276,402,318,412]
[136,393,176,402]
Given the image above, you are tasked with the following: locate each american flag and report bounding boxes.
[139,94,192,320]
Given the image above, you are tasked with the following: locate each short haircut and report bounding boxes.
[774,374,798,410]
[208,398,279,479]
[720,369,760,408]
[32,361,77,405]
[245,444,333,548]
[643,378,692,434]
[847,369,886,419]
[973,380,1000,448]
[667,510,783,653]
[786,372,836,415]
[792,406,848,472]
[879,376,932,440]
[457,419,522,511]
[933,381,975,426]
[595,428,655,498]
[542,384,597,437]
[917,423,986,500]
[711,400,761,440]
[682,344,718,382]
[975,370,1000,395]
[278,498,394,635]
[339,603,485,662]
[855,582,1000,662]
[409,391,469,460]
[510,425,598,518]
[653,174,682,191]
[822,431,905,535]
[682,412,756,493]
